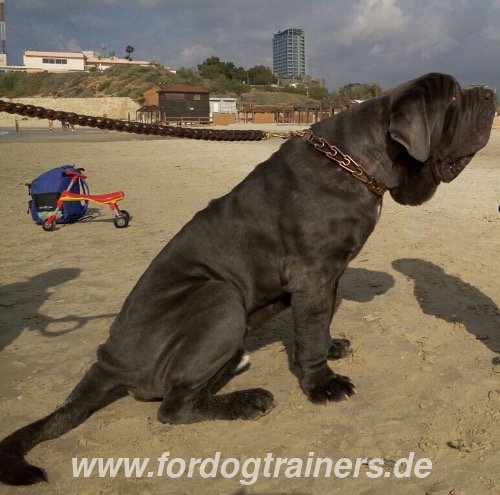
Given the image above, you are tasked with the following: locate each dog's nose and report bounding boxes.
[481,88,495,101]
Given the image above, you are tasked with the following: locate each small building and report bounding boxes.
[136,105,159,123]
[83,51,155,71]
[23,50,85,72]
[210,97,237,125]
[327,94,357,114]
[293,102,322,124]
[157,85,210,124]
[209,97,237,115]
[239,105,279,124]
[22,50,158,73]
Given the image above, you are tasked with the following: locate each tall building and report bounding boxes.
[273,28,306,79]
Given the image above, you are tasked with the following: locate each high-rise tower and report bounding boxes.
[272,28,306,80]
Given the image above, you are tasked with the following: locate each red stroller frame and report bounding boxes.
[41,168,130,231]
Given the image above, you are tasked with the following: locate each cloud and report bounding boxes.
[335,0,405,45]
[177,44,216,68]
[5,0,500,90]
[58,37,83,53]
[482,24,500,41]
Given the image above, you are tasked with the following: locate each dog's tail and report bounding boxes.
[0,364,117,485]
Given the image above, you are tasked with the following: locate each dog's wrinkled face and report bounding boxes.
[386,73,495,204]
[435,84,496,183]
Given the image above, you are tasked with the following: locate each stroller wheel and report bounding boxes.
[114,214,129,229]
[119,210,130,222]
[42,220,56,232]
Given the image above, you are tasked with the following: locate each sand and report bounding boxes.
[0,120,498,495]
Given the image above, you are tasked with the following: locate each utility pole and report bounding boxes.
[0,0,6,60]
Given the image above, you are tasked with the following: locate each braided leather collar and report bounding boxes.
[297,130,388,197]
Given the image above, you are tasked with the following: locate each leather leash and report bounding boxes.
[0,100,388,196]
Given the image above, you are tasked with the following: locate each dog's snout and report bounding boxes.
[465,85,495,102]
[481,88,495,101]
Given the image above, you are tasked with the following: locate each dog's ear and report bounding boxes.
[389,89,430,162]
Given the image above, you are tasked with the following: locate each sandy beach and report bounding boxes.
[0,119,498,495]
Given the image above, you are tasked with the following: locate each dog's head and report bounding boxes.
[387,72,495,204]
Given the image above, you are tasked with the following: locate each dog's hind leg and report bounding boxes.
[157,366,275,425]
[230,349,251,375]
[156,282,275,424]
[0,364,118,485]
[158,381,275,424]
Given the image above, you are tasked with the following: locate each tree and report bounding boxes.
[125,45,134,61]
[176,67,204,86]
[338,82,382,100]
[198,57,245,81]
[308,86,329,100]
[222,61,246,81]
[246,65,277,85]
[197,56,222,79]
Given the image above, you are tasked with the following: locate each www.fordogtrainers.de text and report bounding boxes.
[72,451,432,485]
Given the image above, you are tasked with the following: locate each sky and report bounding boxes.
[3,0,500,91]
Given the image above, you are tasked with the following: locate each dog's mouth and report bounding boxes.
[433,154,474,183]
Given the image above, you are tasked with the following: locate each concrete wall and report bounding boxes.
[213,112,236,125]
[253,113,275,124]
[0,97,140,122]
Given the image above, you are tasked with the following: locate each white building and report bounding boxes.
[83,51,154,71]
[23,50,85,72]
[22,50,157,73]
[209,97,237,115]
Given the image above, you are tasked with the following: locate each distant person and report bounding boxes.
[14,117,19,132]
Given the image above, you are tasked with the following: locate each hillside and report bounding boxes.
[0,66,317,107]
[0,66,177,101]
[2,68,498,112]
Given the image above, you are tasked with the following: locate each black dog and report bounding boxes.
[0,73,495,485]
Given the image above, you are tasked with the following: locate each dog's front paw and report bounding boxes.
[301,368,356,404]
[328,338,352,360]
